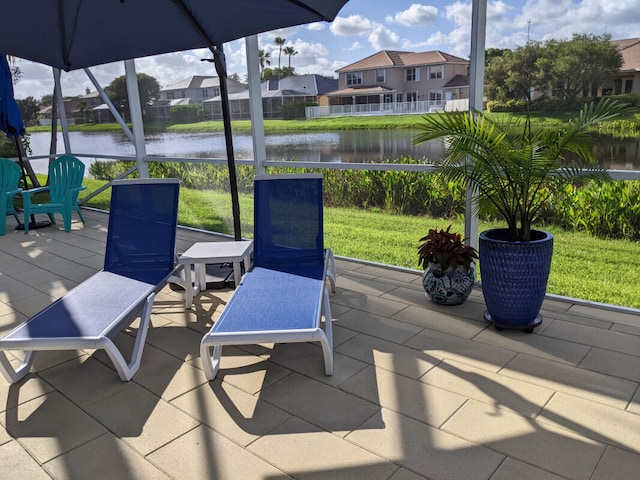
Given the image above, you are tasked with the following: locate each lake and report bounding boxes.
[26,129,640,174]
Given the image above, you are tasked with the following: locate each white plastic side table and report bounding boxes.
[178,240,253,309]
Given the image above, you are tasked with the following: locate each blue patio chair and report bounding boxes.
[0,178,180,383]
[0,157,21,235]
[200,174,335,380]
[19,155,87,234]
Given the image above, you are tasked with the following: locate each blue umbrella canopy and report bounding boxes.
[0,55,24,139]
[0,0,349,72]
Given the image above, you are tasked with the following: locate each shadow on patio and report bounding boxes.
[1,209,639,479]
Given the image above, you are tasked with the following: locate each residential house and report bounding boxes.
[203,74,337,119]
[151,75,246,122]
[319,50,469,117]
[37,97,84,126]
[602,38,640,96]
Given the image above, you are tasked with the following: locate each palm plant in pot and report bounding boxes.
[414,98,630,332]
[418,225,478,305]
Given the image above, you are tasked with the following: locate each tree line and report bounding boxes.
[485,33,623,103]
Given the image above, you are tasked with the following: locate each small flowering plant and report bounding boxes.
[418,225,478,272]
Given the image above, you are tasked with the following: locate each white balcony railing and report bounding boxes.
[305,100,444,119]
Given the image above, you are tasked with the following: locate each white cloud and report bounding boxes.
[344,41,364,51]
[367,26,403,51]
[386,4,438,27]
[307,22,326,31]
[330,15,374,36]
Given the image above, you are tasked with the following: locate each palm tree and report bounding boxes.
[274,36,286,69]
[282,46,298,68]
[413,98,631,242]
[258,49,271,73]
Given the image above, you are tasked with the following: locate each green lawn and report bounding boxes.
[28,108,639,136]
[81,180,640,310]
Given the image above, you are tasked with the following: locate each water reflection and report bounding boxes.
[27,129,638,173]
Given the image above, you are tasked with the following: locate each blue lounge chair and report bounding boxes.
[0,178,180,383]
[200,174,335,380]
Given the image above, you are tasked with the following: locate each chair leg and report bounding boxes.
[22,210,30,234]
[0,350,36,383]
[320,287,334,376]
[326,249,337,293]
[76,207,86,224]
[63,212,72,232]
[101,293,154,381]
[200,343,223,381]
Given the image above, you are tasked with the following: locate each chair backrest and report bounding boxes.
[48,155,85,203]
[104,178,180,285]
[0,157,21,198]
[253,174,325,280]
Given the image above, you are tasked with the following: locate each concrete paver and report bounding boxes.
[1,210,639,479]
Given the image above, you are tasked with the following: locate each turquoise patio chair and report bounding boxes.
[0,157,22,236]
[20,155,87,234]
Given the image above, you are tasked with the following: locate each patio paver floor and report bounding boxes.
[1,210,639,479]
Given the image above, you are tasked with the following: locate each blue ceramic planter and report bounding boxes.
[479,229,554,332]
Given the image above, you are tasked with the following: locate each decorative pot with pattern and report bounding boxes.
[422,262,476,305]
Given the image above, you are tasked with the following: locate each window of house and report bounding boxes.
[625,79,633,94]
[429,65,443,80]
[406,91,418,102]
[181,90,186,98]
[405,68,419,82]
[614,79,622,95]
[202,89,209,98]
[376,69,386,83]
[429,91,443,102]
[213,87,220,97]
[167,92,175,100]
[346,72,363,86]
[383,94,393,103]
[396,93,404,103]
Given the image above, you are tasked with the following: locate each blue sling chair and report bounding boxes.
[200,174,336,380]
[0,178,180,383]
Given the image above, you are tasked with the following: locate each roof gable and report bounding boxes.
[337,50,468,72]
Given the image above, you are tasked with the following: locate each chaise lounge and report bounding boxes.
[200,174,335,380]
[0,178,180,383]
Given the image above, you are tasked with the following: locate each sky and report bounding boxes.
[11,0,640,100]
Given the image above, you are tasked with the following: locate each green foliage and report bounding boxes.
[485,42,543,102]
[414,98,633,241]
[485,34,623,102]
[107,73,160,120]
[169,104,203,124]
[538,34,622,100]
[489,93,640,114]
[418,225,478,270]
[281,102,311,120]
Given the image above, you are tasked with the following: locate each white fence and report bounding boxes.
[306,100,444,119]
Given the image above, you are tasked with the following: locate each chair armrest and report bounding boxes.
[6,188,22,197]
[21,186,50,198]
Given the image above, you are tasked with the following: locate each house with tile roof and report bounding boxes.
[603,38,640,96]
[314,50,469,117]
